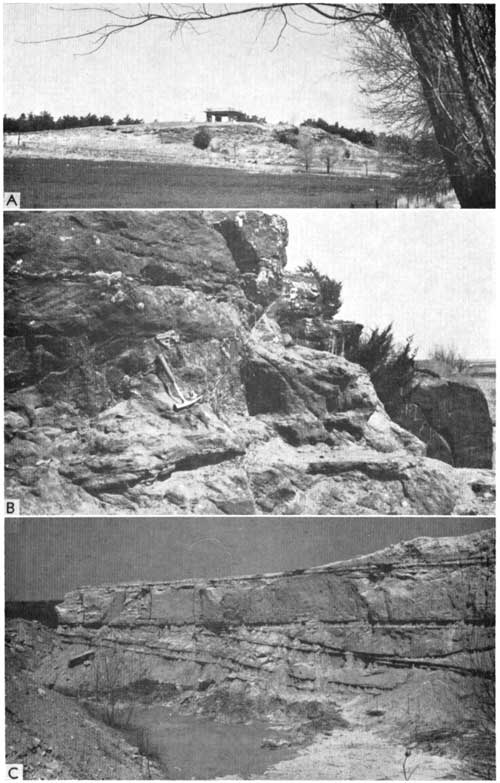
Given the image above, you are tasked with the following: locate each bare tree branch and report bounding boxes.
[19,3,383,51]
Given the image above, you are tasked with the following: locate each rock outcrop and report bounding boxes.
[37,530,494,736]
[207,211,288,307]
[387,368,493,468]
[4,211,494,514]
[271,270,363,354]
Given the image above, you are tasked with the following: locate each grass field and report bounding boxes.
[5,156,400,208]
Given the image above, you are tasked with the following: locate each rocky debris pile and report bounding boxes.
[5,617,164,779]
[5,660,161,779]
[204,123,303,170]
[5,619,59,677]
[4,210,494,514]
[34,530,494,745]
[159,123,334,171]
[157,122,270,147]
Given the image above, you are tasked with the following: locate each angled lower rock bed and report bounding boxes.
[4,211,494,514]
[30,529,494,779]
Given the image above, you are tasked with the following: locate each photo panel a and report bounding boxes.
[3,3,495,208]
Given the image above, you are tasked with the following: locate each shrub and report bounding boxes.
[351,324,395,374]
[371,337,416,408]
[274,127,299,147]
[193,128,211,150]
[347,324,416,408]
[297,260,342,317]
[428,345,469,374]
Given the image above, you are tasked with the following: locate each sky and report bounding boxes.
[4,3,374,127]
[279,209,496,360]
[5,517,494,600]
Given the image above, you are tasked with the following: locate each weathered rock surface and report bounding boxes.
[207,211,288,307]
[35,530,494,740]
[4,211,494,514]
[388,369,493,468]
[271,271,363,353]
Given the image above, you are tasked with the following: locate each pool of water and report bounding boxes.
[122,705,300,779]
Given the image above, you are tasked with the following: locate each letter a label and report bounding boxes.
[4,192,21,209]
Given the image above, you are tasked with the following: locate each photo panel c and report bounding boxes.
[4,515,496,779]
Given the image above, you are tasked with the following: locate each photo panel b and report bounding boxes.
[4,209,495,517]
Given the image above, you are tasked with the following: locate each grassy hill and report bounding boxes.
[4,121,398,177]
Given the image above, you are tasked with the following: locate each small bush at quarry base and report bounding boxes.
[193,128,212,150]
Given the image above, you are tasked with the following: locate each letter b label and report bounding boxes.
[5,499,20,516]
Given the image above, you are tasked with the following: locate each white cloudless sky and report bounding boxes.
[4,3,373,126]
[278,210,495,360]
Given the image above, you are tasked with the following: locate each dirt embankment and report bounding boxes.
[5,620,163,779]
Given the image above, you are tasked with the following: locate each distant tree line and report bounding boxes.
[301,117,377,147]
[3,111,143,133]
[239,112,266,124]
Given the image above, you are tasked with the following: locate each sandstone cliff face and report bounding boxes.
[38,530,494,735]
[4,211,494,514]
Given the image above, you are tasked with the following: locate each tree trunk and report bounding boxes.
[382,4,495,207]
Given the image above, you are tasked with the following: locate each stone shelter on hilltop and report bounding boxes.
[205,108,246,123]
